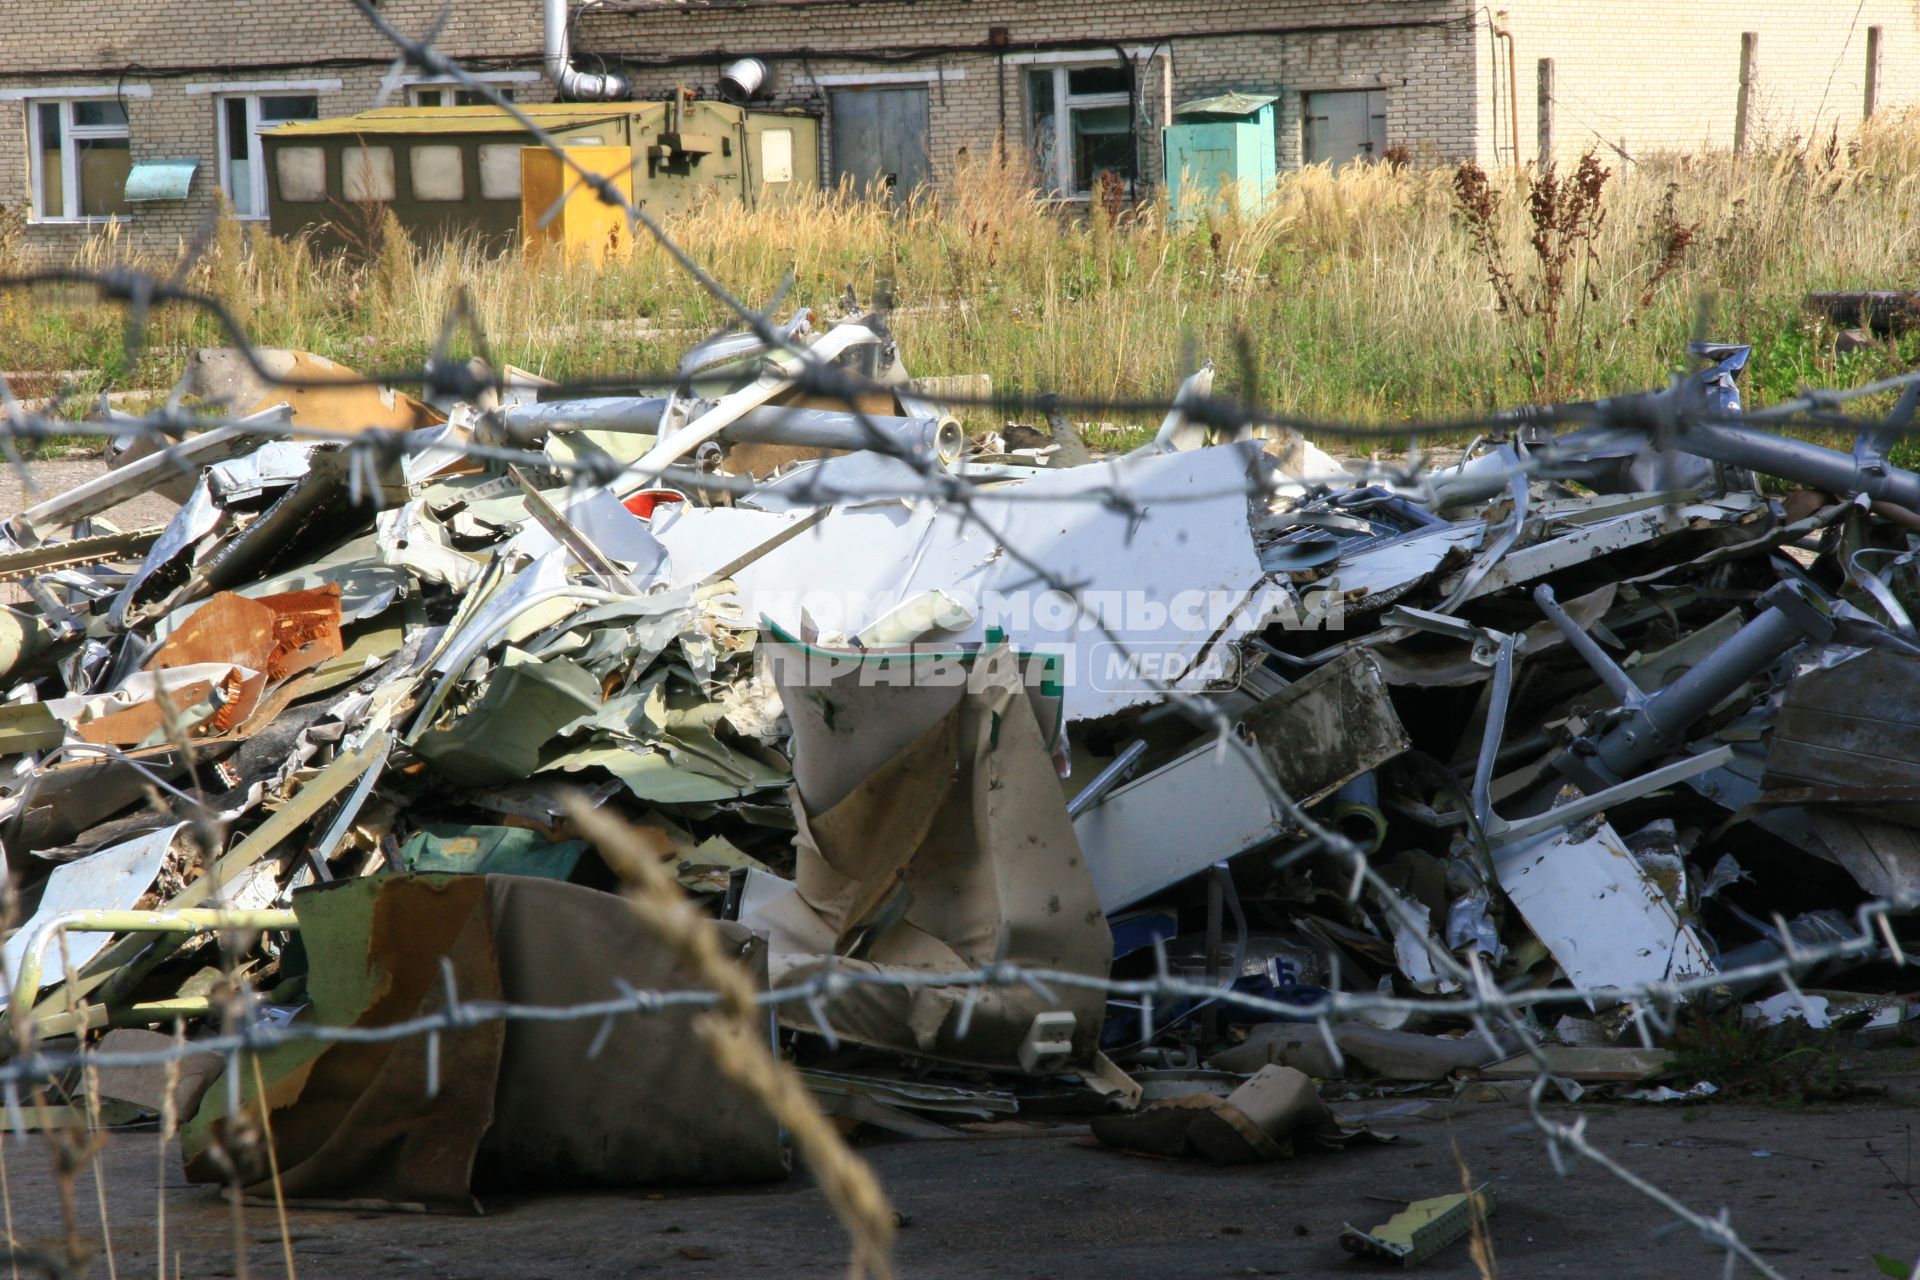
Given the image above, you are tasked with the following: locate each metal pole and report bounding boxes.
[1505,30,1520,172]
[10,909,300,1021]
[1202,866,1224,1050]
[1675,419,1920,513]
[1066,739,1150,818]
[1551,582,1833,790]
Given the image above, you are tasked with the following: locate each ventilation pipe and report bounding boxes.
[543,0,629,101]
[719,57,771,104]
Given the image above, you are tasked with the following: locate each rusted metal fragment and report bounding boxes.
[181,874,505,1212]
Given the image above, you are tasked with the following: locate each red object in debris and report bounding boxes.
[623,489,686,520]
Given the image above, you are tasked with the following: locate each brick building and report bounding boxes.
[2,0,1916,260]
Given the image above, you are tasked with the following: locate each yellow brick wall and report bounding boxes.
[0,0,547,258]
[1482,2,1920,169]
[0,0,1484,258]
[580,0,1480,184]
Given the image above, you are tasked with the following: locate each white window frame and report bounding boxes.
[402,71,539,108]
[216,92,322,220]
[1023,61,1135,200]
[26,96,136,225]
[182,78,340,97]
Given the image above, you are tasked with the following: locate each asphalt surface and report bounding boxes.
[5,1073,1920,1279]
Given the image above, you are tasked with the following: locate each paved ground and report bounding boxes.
[0,454,181,531]
[5,1073,1920,1280]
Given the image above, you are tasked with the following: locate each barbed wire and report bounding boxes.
[0,885,1902,1278]
[0,889,1904,1090]
[0,5,1916,1279]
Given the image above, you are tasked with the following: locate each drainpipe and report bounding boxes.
[1490,13,1519,171]
[544,0,629,101]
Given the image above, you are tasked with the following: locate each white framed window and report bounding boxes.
[1025,64,1136,198]
[29,99,132,223]
[407,84,516,108]
[219,93,319,218]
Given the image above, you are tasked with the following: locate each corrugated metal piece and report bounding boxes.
[1174,92,1279,118]
[124,158,197,202]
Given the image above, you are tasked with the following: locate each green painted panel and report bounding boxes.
[397,824,587,881]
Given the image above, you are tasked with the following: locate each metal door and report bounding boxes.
[1165,130,1235,219]
[830,87,931,197]
[1303,90,1387,169]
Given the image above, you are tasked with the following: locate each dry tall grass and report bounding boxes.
[10,113,1920,433]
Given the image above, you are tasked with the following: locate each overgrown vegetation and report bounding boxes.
[1665,1008,1876,1103]
[7,111,1920,435]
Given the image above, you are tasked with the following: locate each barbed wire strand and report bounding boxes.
[0,6,1913,1277]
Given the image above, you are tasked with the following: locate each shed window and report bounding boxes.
[411,145,465,201]
[219,93,320,218]
[30,99,131,222]
[1026,65,1135,199]
[275,146,327,201]
[478,144,523,200]
[342,145,396,203]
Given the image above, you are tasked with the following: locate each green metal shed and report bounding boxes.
[261,100,819,251]
[1162,92,1278,223]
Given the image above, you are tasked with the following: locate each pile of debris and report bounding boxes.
[3,317,1918,1218]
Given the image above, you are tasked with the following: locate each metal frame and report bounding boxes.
[1025,62,1135,199]
[1535,580,1834,792]
[9,908,299,1029]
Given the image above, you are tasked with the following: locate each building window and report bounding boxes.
[407,84,514,108]
[1026,65,1135,198]
[30,99,131,222]
[220,94,319,218]
[343,146,397,203]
